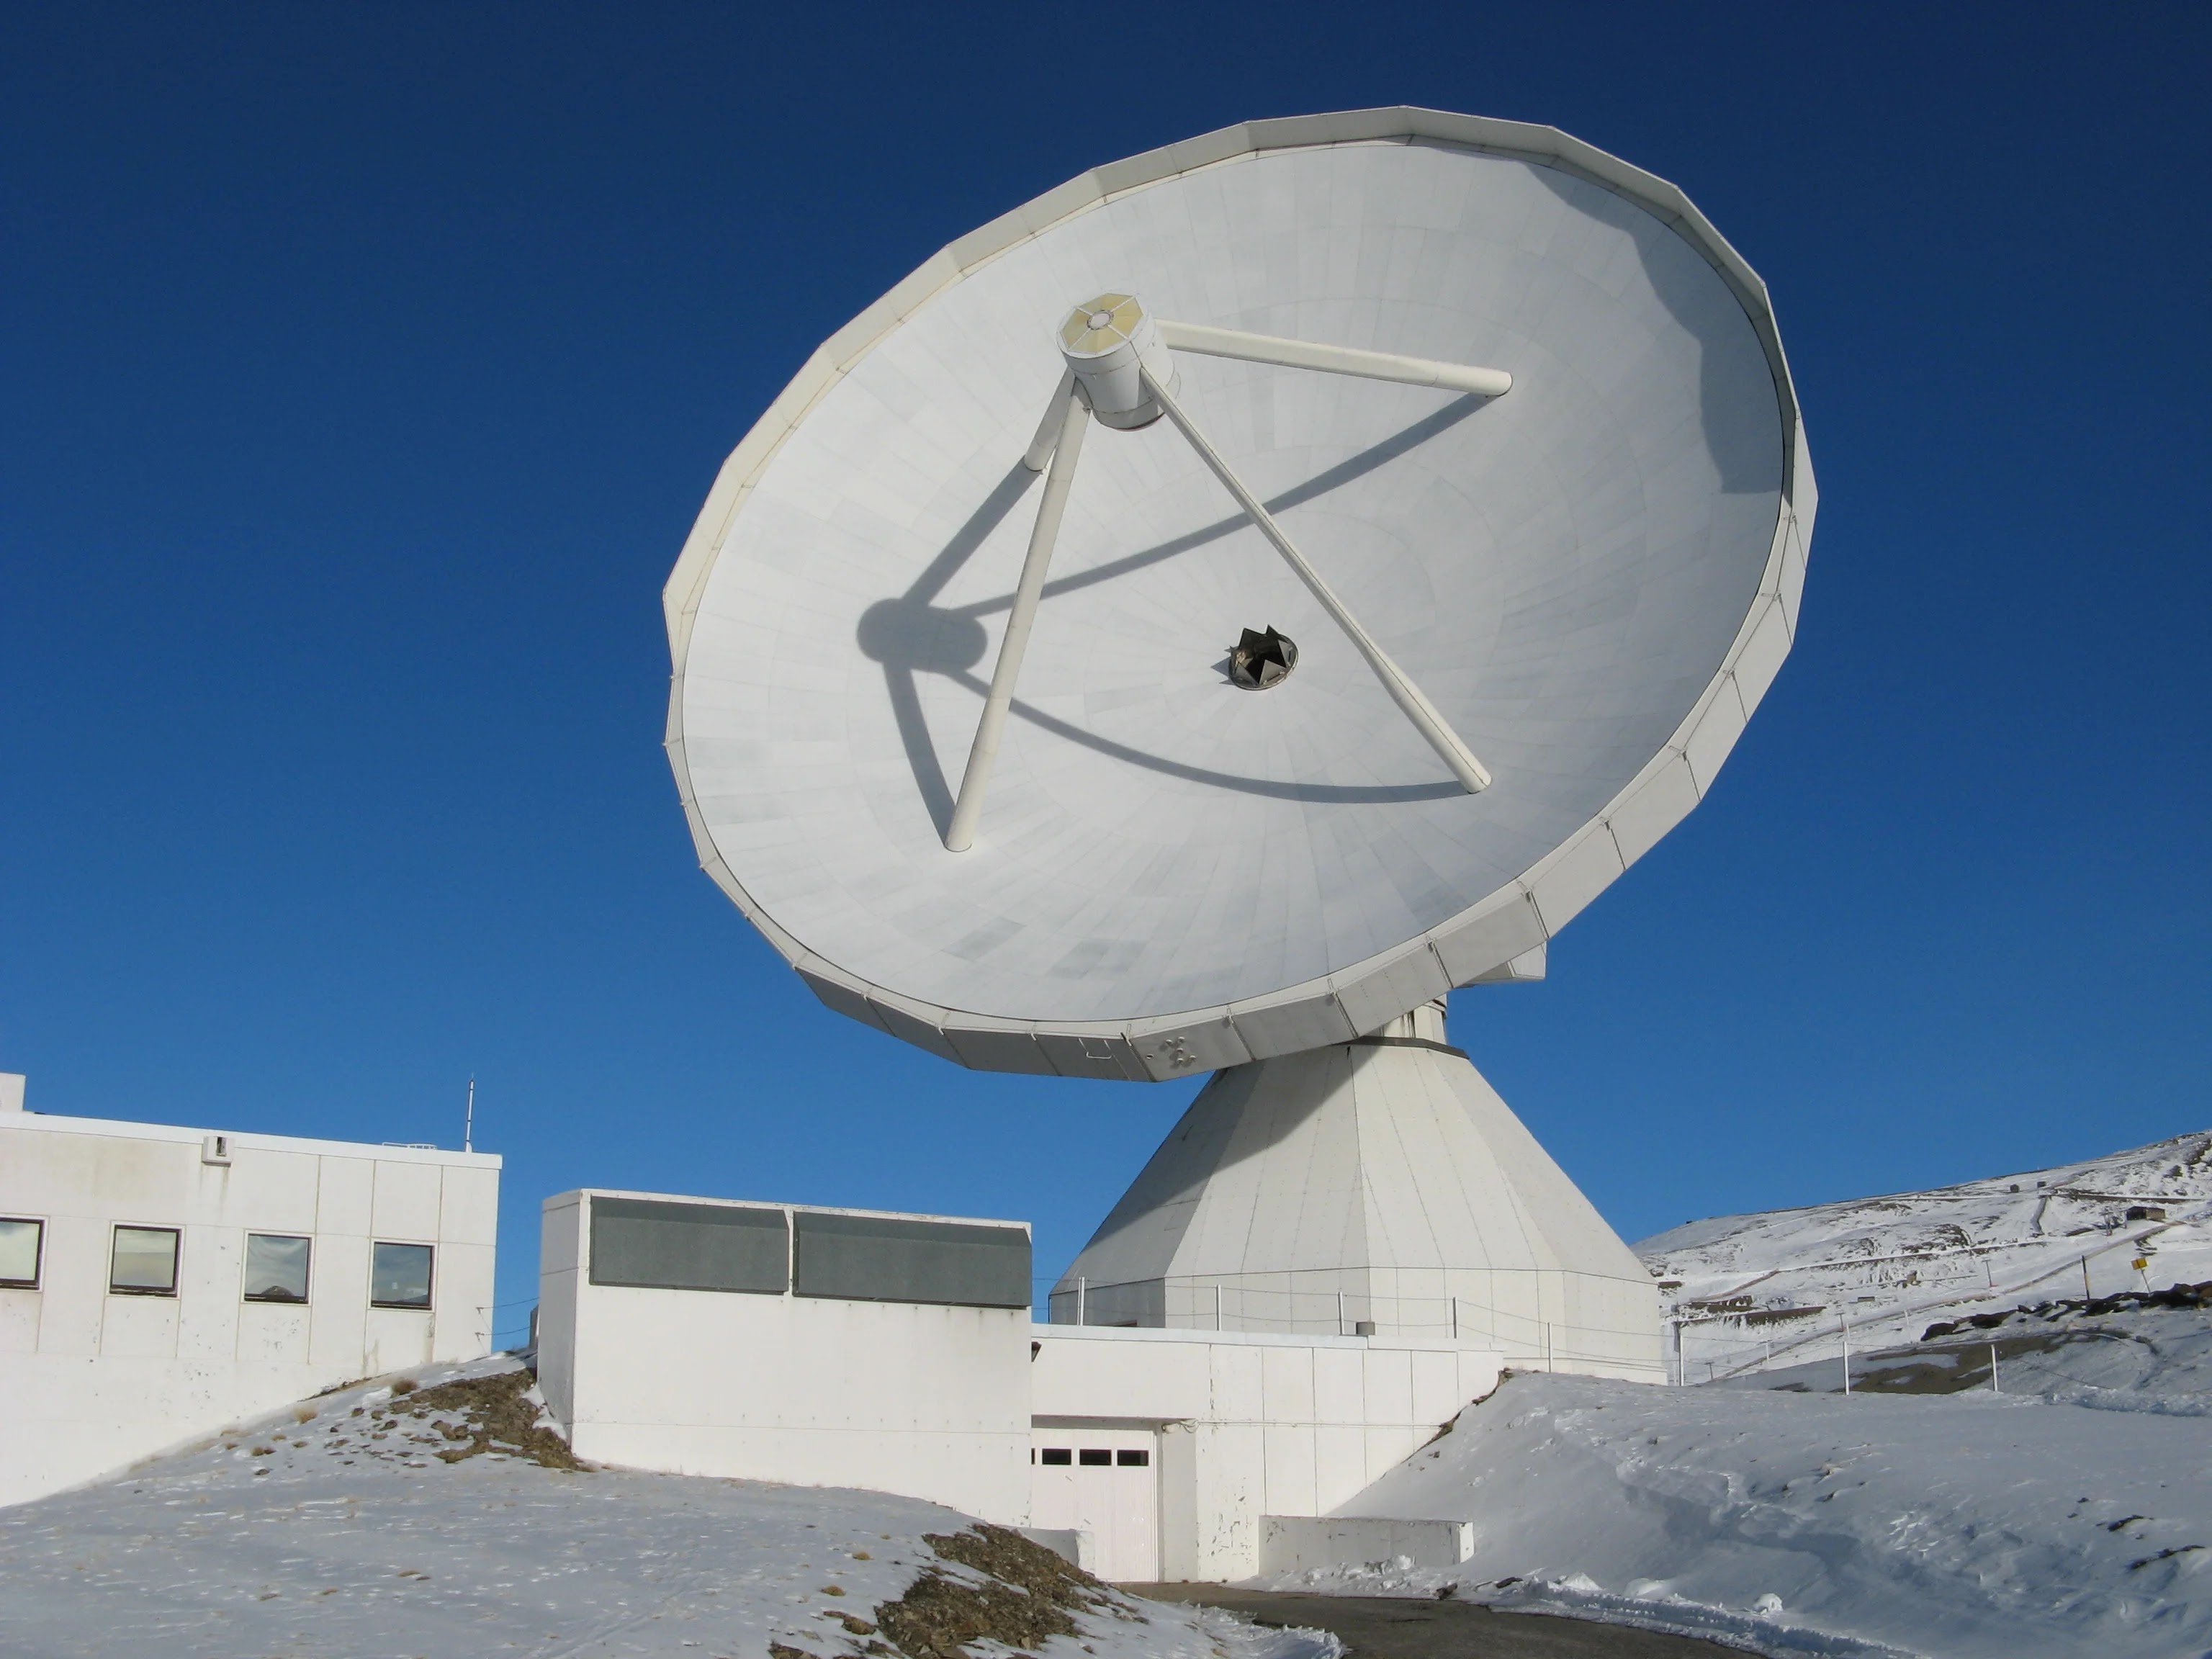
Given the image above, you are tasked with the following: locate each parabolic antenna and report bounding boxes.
[665,109,1813,1370]
[665,107,1812,1086]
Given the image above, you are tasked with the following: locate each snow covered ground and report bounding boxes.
[1638,1128,2212,1384]
[1262,1365,2212,1659]
[0,1357,1333,1659]
[1246,1134,2212,1658]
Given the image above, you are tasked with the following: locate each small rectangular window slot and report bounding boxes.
[370,1241,435,1309]
[1079,1449,1112,1466]
[1116,1449,1149,1467]
[111,1225,181,1295]
[243,1233,312,1303]
[201,1134,231,1166]
[1039,1448,1072,1466]
[0,1217,43,1288]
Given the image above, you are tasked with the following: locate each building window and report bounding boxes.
[1038,1448,1072,1466]
[1116,1449,1149,1467]
[370,1241,434,1309]
[243,1233,311,1303]
[0,1218,42,1288]
[111,1226,181,1295]
[1079,1449,1112,1466]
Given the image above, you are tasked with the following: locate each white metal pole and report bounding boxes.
[1840,1317,1852,1395]
[945,388,1090,851]
[1336,1290,1346,1336]
[1451,1297,1459,1341]
[463,1075,475,1154]
[1156,320,1513,398]
[1076,1276,1087,1327]
[1022,369,1078,471]
[1214,1283,1223,1331]
[1143,368,1491,793]
[1990,1342,2000,1394]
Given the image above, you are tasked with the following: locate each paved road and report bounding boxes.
[1125,1586,1745,1658]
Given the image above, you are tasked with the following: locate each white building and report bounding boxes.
[539,1186,1504,1582]
[0,1076,500,1506]
[539,1189,1034,1523]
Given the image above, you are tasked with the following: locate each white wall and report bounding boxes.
[0,1109,500,1507]
[539,1190,1032,1525]
[1030,1325,1503,1581]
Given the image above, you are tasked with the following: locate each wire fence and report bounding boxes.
[1665,1224,2192,1385]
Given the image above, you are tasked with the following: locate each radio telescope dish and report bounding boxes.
[663,108,1814,1085]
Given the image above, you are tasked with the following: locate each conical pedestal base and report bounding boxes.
[1049,1004,1663,1380]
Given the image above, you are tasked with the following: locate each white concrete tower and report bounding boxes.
[1050,1001,1663,1380]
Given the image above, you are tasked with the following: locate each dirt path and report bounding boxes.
[1126,1586,1748,1658]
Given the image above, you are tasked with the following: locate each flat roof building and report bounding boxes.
[0,1075,500,1506]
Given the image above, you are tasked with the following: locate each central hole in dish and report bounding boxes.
[1228,626,1297,690]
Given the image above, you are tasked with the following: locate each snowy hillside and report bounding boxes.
[1637,1128,2212,1382]
[0,1357,1326,1659]
[1263,1367,2212,1659]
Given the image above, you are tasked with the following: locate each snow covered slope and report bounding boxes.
[0,1357,1328,1659]
[1637,1128,2212,1382]
[1264,1368,2212,1659]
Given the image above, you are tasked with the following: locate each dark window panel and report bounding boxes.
[590,1198,789,1295]
[110,1226,179,1295]
[371,1242,434,1309]
[243,1233,311,1303]
[0,1218,41,1288]
[792,1211,1029,1308]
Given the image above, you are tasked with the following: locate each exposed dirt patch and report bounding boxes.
[382,1368,585,1470]
[872,1524,1133,1659]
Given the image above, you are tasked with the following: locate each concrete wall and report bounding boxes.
[0,1106,499,1507]
[1259,1516,1474,1575]
[539,1190,1032,1524]
[1030,1325,1503,1581]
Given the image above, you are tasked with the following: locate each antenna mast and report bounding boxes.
[464,1075,475,1154]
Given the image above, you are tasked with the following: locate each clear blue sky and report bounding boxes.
[3,5,2206,1346]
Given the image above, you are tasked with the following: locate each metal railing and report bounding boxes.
[1035,1267,1663,1372]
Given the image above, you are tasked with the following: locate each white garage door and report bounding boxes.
[1030,1426,1159,1583]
